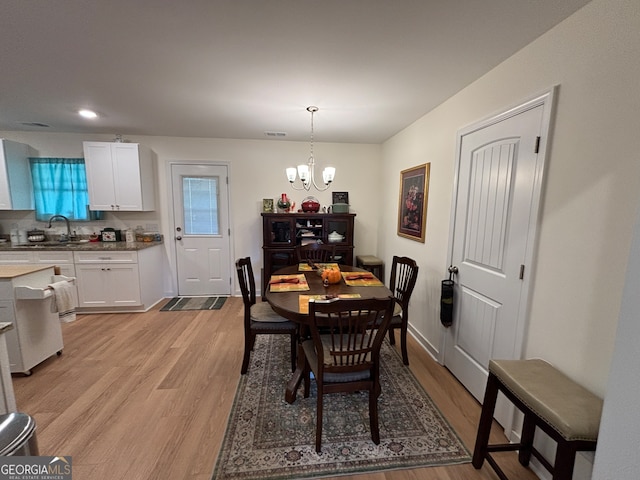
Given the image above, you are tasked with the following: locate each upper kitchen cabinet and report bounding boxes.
[0,139,34,210]
[83,141,156,211]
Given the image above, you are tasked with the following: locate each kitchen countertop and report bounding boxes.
[0,264,56,279]
[0,240,163,252]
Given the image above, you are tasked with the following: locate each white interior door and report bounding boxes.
[444,91,554,431]
[171,164,231,296]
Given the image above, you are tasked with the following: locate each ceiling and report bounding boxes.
[0,0,591,144]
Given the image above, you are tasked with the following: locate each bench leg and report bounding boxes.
[518,413,536,466]
[472,373,500,468]
[553,441,577,480]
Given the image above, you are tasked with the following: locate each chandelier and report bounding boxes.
[286,106,336,191]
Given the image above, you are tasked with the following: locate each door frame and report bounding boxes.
[441,86,557,434]
[167,160,234,296]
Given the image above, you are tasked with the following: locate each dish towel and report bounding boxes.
[48,280,77,323]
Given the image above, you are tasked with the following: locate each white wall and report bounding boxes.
[0,132,382,296]
[380,0,640,398]
[591,202,640,479]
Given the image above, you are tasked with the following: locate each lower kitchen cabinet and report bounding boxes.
[0,245,164,313]
[73,246,163,312]
[75,262,141,307]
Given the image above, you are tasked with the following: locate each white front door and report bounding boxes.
[444,91,555,431]
[171,164,231,296]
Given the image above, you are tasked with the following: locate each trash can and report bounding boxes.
[0,412,39,456]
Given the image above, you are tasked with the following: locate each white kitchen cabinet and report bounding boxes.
[0,250,79,305]
[74,251,141,308]
[0,252,32,264]
[73,247,163,312]
[75,263,141,308]
[0,266,64,375]
[0,139,34,210]
[83,141,155,211]
[32,251,78,306]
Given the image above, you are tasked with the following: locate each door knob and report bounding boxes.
[176,236,182,241]
[448,265,459,274]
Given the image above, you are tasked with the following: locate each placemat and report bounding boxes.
[298,293,362,314]
[298,262,340,272]
[341,272,384,287]
[269,274,310,292]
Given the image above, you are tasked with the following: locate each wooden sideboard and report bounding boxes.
[261,213,355,296]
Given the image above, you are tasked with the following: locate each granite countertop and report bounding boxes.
[0,240,163,252]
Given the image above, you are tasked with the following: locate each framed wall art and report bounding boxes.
[397,163,430,242]
[332,191,349,205]
[262,198,274,213]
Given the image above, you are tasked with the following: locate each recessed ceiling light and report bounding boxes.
[78,109,98,119]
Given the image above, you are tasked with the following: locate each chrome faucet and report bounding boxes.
[47,215,72,242]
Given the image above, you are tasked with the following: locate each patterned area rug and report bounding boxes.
[211,335,471,479]
[160,296,227,311]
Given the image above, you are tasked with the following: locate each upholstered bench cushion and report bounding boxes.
[356,255,383,266]
[489,359,603,442]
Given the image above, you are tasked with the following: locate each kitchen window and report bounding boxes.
[29,158,102,221]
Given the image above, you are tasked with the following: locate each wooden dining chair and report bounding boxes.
[236,257,297,374]
[302,296,395,452]
[386,256,419,365]
[295,243,336,263]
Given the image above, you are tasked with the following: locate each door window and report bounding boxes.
[182,176,220,235]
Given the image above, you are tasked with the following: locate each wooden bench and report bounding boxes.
[472,359,603,480]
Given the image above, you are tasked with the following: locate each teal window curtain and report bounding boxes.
[29,158,98,221]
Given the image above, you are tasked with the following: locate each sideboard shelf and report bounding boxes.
[261,212,356,296]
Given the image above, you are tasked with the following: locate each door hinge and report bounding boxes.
[534,136,541,154]
[519,264,525,280]
[228,228,231,236]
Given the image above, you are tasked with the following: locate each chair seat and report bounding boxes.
[489,359,602,441]
[251,301,292,323]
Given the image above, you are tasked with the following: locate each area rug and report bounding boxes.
[211,335,471,480]
[160,296,227,311]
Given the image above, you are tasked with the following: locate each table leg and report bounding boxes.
[285,339,306,403]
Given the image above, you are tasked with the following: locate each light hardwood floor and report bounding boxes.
[12,298,538,480]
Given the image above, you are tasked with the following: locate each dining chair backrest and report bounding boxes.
[236,257,257,308]
[390,256,419,311]
[308,297,395,377]
[296,243,336,263]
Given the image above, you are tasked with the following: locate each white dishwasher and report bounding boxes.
[0,265,69,375]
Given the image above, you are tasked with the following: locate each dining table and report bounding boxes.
[265,263,393,403]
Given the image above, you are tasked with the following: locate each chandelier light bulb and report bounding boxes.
[284,106,336,191]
